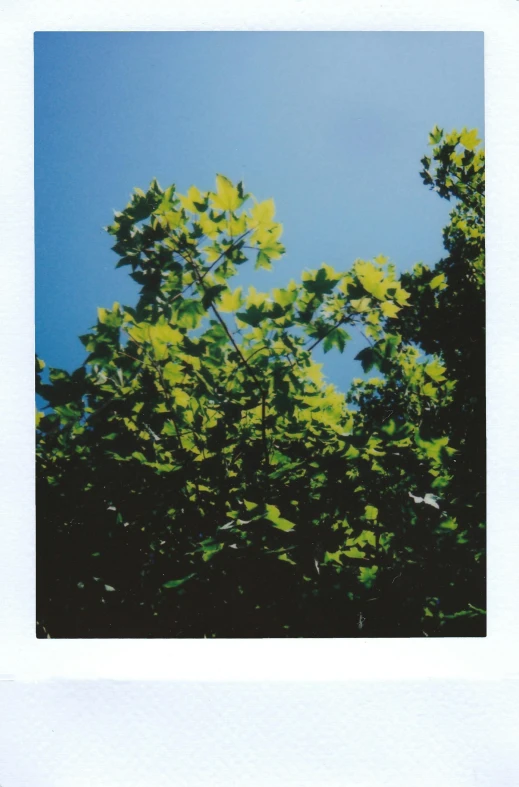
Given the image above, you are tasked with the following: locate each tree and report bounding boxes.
[36,127,485,638]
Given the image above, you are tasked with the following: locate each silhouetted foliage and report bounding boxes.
[36,128,485,637]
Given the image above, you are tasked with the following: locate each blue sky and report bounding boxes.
[35,32,484,392]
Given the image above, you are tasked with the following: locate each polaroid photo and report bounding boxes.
[1,0,518,684]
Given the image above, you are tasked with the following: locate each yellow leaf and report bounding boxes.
[366,311,380,325]
[373,254,388,267]
[273,286,297,307]
[211,174,241,212]
[173,389,190,408]
[337,275,353,295]
[430,273,447,291]
[246,286,268,308]
[259,240,284,260]
[251,222,283,248]
[218,287,243,313]
[161,210,182,230]
[380,301,401,319]
[350,297,371,313]
[149,323,183,345]
[425,359,447,382]
[179,185,204,213]
[355,261,387,300]
[460,128,481,152]
[163,362,184,385]
[250,198,275,227]
[306,363,324,386]
[198,213,220,240]
[179,353,201,371]
[203,245,222,263]
[227,213,248,236]
[394,286,411,306]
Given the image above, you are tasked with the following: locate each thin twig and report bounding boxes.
[307,316,347,352]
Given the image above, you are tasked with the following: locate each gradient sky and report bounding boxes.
[35,32,484,392]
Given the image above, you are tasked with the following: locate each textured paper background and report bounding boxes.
[0,680,518,786]
[1,0,518,782]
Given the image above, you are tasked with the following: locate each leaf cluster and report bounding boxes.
[36,131,485,638]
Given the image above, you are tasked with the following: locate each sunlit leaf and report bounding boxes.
[211,174,242,212]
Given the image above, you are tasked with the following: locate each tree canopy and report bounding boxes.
[36,126,485,638]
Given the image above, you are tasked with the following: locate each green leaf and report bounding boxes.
[236,304,266,327]
[355,347,376,373]
[202,284,227,310]
[358,565,379,589]
[359,530,376,548]
[163,574,196,589]
[440,517,458,531]
[422,382,437,397]
[302,266,340,296]
[344,547,366,559]
[265,504,296,532]
[364,505,378,521]
[344,444,360,460]
[175,299,205,329]
[424,359,447,382]
[255,251,273,271]
[324,550,343,565]
[323,327,349,354]
[243,500,259,512]
[428,125,443,145]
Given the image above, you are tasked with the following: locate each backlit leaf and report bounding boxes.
[460,128,481,151]
[218,286,244,313]
[380,301,400,319]
[211,174,242,212]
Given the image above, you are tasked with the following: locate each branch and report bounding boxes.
[261,391,270,470]
[307,316,347,352]
[168,229,252,305]
[245,344,270,363]
[185,251,271,469]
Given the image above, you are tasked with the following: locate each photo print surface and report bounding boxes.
[35,32,485,638]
